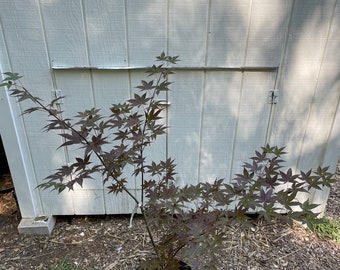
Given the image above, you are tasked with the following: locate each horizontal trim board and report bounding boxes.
[52,66,279,72]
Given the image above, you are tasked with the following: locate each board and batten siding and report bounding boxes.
[0,0,339,218]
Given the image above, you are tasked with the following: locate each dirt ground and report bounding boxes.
[0,169,339,270]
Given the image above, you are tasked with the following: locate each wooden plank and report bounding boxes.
[167,71,204,186]
[168,0,209,66]
[53,70,106,214]
[0,20,39,217]
[53,70,102,190]
[91,70,130,114]
[71,189,106,215]
[245,0,293,66]
[0,0,73,216]
[270,0,336,171]
[126,0,167,66]
[309,1,340,215]
[297,0,339,171]
[231,72,276,178]
[208,0,250,66]
[40,0,88,67]
[321,0,340,172]
[54,70,94,118]
[84,0,127,67]
[105,190,141,214]
[199,71,243,183]
[91,70,135,196]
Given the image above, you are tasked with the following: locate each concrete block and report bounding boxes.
[18,215,56,235]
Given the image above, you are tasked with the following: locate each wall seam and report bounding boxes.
[197,0,212,183]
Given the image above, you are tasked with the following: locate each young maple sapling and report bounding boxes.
[0,54,335,269]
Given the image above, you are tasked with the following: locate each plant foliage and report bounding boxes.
[1,53,335,269]
[311,217,340,242]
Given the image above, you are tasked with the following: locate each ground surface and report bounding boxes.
[0,169,339,270]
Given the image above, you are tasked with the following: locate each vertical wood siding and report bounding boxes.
[0,0,339,216]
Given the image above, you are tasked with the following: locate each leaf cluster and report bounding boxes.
[141,145,335,268]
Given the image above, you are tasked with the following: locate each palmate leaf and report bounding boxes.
[114,129,129,141]
[9,88,30,100]
[279,168,299,183]
[0,72,22,87]
[124,113,142,129]
[129,92,151,107]
[75,108,101,119]
[58,130,84,148]
[9,88,42,103]
[146,106,163,122]
[156,81,172,93]
[110,103,128,116]
[259,188,273,203]
[136,80,155,91]
[156,51,167,61]
[37,181,67,193]
[3,72,23,81]
[250,150,267,163]
[21,107,43,115]
[73,154,92,172]
[234,168,255,183]
[107,181,127,194]
[49,96,65,107]
[90,133,108,151]
[146,64,165,77]
[43,119,71,131]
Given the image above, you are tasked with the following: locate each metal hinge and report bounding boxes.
[156,99,171,106]
[268,89,279,104]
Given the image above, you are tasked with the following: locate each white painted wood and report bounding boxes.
[54,70,94,119]
[310,1,340,216]
[54,70,106,214]
[168,0,209,66]
[297,0,340,172]
[72,189,106,214]
[0,44,38,218]
[84,0,127,67]
[199,71,243,183]
[230,72,276,178]
[207,0,251,67]
[270,0,337,172]
[168,71,204,186]
[0,0,71,216]
[91,70,135,194]
[245,0,293,66]
[40,0,88,67]
[126,0,167,66]
[105,190,141,214]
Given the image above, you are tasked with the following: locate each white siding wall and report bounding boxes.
[0,0,339,217]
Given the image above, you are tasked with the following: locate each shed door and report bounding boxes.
[168,70,278,186]
[40,69,277,215]
[48,70,166,215]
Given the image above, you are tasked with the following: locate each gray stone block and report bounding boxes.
[18,215,56,235]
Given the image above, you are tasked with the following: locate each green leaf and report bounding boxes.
[156,51,166,61]
[3,72,22,81]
